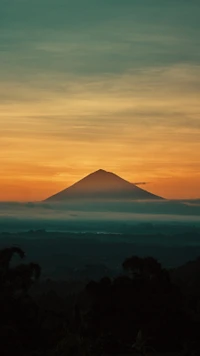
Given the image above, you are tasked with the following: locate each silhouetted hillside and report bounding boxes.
[172,257,200,295]
[45,169,163,201]
[2,246,200,355]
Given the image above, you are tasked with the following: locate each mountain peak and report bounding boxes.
[92,169,114,176]
[93,169,108,174]
[45,169,163,201]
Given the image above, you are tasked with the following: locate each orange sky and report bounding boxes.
[1,172,200,202]
[1,67,200,201]
[1,1,200,201]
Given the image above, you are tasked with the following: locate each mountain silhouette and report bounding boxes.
[45,169,163,202]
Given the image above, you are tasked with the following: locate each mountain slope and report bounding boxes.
[45,169,163,202]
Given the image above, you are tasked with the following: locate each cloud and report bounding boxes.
[134,182,149,186]
[0,65,200,175]
[0,0,200,200]
[1,0,200,81]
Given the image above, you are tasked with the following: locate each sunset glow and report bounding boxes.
[1,1,200,201]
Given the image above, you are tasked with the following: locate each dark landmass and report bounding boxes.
[1,224,200,355]
[1,239,200,355]
[0,225,200,279]
[45,169,163,201]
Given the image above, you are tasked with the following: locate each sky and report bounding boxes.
[0,0,200,201]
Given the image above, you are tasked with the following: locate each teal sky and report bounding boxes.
[0,0,200,200]
[1,0,200,78]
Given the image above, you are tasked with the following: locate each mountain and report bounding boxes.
[45,169,163,202]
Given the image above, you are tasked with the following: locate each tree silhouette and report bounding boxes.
[0,247,41,355]
[84,255,188,353]
[0,247,25,280]
[122,255,163,280]
[9,262,41,297]
[0,247,41,299]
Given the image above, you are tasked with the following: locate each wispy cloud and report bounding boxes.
[0,0,200,200]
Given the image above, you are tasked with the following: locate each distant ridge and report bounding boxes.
[45,169,163,202]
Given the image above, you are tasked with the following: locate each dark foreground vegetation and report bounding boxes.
[1,246,200,355]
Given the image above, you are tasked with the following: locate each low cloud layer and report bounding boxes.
[0,200,199,234]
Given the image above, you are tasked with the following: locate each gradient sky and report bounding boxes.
[1,0,200,201]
